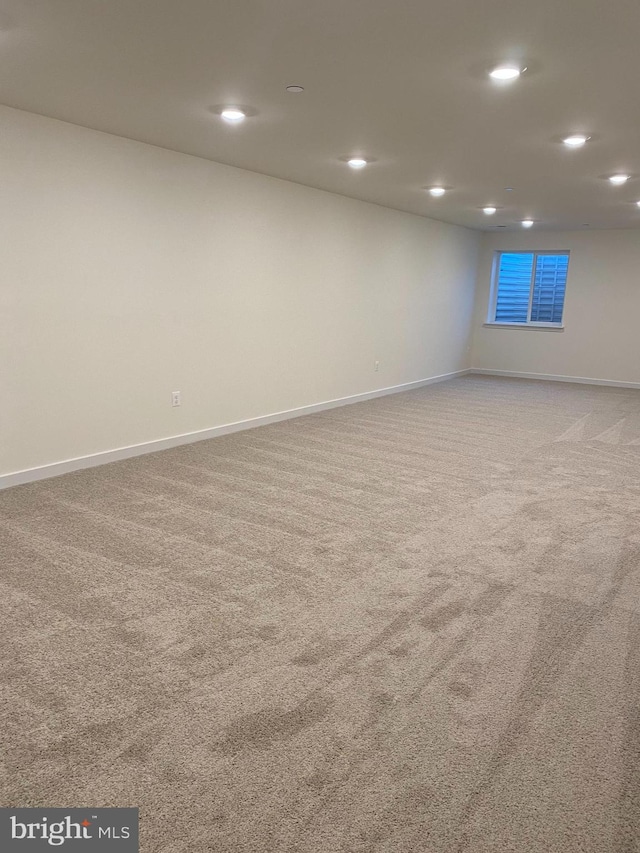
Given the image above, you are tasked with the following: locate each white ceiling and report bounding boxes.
[1,0,639,231]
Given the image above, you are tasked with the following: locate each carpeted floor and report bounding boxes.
[1,375,639,852]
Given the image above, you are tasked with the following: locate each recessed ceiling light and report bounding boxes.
[609,174,630,185]
[286,85,304,93]
[347,158,368,169]
[636,201,640,208]
[428,187,446,197]
[483,206,497,215]
[489,65,523,81]
[220,108,246,123]
[521,219,534,228]
[563,134,590,147]
[504,187,514,192]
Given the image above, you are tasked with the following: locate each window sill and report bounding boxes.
[483,322,565,332]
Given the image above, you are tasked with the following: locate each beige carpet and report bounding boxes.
[1,375,639,852]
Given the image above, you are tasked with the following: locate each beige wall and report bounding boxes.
[471,229,640,384]
[1,105,480,478]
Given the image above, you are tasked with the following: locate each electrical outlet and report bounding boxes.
[171,391,181,407]
[374,360,380,372]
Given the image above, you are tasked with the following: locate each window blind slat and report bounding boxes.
[494,253,533,323]
[530,254,568,323]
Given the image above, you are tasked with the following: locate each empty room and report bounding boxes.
[1,1,639,851]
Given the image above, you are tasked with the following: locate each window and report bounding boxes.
[488,251,569,327]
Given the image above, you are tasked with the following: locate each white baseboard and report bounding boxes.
[1,369,470,490]
[470,368,640,390]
